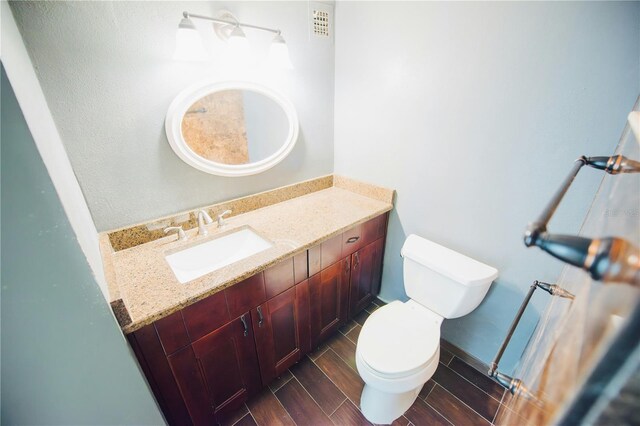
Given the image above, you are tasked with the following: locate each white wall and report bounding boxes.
[334,1,640,372]
[10,1,335,231]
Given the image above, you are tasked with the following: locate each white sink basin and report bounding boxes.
[165,228,273,283]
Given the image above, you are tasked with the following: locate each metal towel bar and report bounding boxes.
[524,155,640,286]
[488,280,574,402]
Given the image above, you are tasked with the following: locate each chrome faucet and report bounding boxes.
[197,210,213,236]
[217,210,232,228]
[164,226,186,241]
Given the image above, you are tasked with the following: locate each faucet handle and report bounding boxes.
[164,226,187,241]
[198,209,213,224]
[217,209,232,227]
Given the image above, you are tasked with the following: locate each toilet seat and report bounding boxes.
[358,300,442,378]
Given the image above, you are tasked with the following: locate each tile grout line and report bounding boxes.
[344,334,356,345]
[440,359,504,406]
[423,382,436,401]
[431,382,493,426]
[339,321,357,336]
[423,398,455,426]
[308,345,329,362]
[246,408,259,426]
[269,372,294,393]
[492,387,508,425]
[448,353,505,389]
[326,340,359,374]
[289,367,346,422]
[265,386,297,426]
[326,398,348,419]
[344,325,360,345]
[310,348,361,407]
[445,354,454,366]
[424,392,458,426]
[229,407,250,426]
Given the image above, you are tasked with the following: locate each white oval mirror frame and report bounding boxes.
[165,81,299,177]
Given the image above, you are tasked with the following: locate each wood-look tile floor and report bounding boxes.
[224,299,509,426]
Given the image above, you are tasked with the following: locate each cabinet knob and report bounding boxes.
[240,314,249,337]
[354,252,360,268]
[344,258,350,274]
[346,236,360,244]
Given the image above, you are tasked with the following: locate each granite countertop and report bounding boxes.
[101,185,393,334]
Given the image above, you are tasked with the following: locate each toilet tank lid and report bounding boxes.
[401,234,498,286]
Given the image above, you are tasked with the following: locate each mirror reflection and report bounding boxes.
[181,90,289,165]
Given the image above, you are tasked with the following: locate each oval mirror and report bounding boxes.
[165,81,299,176]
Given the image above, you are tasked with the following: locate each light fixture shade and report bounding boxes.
[228,26,250,50]
[173,18,208,61]
[268,34,293,69]
[226,25,251,64]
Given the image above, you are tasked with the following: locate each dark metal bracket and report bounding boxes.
[488,280,575,403]
[524,155,640,286]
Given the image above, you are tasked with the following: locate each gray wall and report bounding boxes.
[1,66,165,425]
[334,1,640,372]
[10,1,335,231]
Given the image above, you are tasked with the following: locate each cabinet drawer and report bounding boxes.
[363,213,387,245]
[309,245,321,277]
[182,290,230,342]
[264,257,295,299]
[225,273,267,319]
[293,251,308,284]
[342,214,388,258]
[342,224,364,257]
[321,234,343,270]
[155,310,190,355]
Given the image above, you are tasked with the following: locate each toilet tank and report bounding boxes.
[401,234,498,319]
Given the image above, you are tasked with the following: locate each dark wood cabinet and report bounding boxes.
[309,215,388,347]
[128,213,388,426]
[349,238,385,317]
[309,259,350,347]
[252,281,311,384]
[186,314,262,420]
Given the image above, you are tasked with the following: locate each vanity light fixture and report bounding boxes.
[226,25,251,64]
[268,33,294,70]
[173,16,209,61]
[173,11,293,68]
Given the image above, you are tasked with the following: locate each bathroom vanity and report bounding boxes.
[100,177,393,425]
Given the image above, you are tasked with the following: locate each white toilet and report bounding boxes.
[356,234,498,424]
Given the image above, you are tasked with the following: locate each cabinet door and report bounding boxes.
[349,238,385,317]
[310,259,350,347]
[186,314,261,423]
[252,282,310,384]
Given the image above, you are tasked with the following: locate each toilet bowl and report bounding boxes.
[356,234,498,424]
[356,300,442,424]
